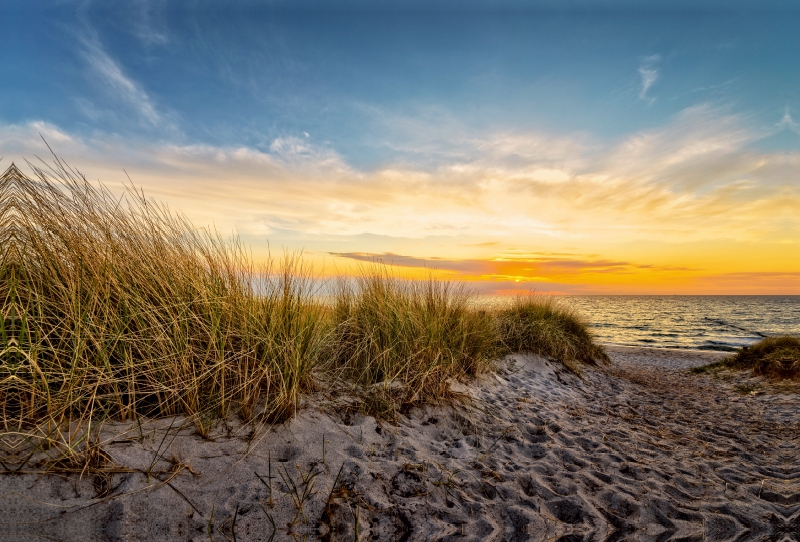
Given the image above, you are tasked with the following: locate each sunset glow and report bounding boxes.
[3,2,799,294]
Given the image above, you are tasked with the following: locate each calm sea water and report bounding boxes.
[558,296,800,351]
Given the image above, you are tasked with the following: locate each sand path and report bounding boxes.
[2,347,798,541]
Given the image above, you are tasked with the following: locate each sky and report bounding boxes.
[2,0,800,294]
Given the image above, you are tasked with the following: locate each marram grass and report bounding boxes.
[693,336,800,380]
[0,161,328,441]
[325,275,607,418]
[0,161,606,451]
[325,270,500,418]
[496,296,609,373]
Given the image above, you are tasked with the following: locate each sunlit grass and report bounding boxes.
[496,296,609,373]
[0,162,328,448]
[0,161,607,456]
[325,269,500,418]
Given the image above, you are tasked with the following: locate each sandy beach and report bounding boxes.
[6,5,800,541]
[2,346,798,541]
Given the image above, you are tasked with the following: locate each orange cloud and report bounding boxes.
[328,251,700,286]
[324,250,800,295]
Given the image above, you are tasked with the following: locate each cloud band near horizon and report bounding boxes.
[2,100,799,294]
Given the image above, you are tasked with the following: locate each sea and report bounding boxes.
[557,296,800,352]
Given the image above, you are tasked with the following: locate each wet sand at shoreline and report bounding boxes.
[2,346,798,541]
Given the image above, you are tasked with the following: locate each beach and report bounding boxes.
[3,345,798,541]
[5,4,800,541]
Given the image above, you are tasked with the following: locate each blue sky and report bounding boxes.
[6,2,799,156]
[3,1,800,293]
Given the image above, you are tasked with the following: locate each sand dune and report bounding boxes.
[2,346,798,541]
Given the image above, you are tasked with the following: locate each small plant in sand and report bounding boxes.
[496,296,608,372]
[728,336,800,380]
[693,336,800,381]
[325,269,500,419]
[732,336,800,379]
[733,382,761,395]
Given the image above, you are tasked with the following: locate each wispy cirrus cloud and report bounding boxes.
[79,30,162,126]
[129,0,170,46]
[638,54,660,103]
[777,108,800,135]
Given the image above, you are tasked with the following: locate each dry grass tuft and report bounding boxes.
[496,296,608,373]
[692,336,800,381]
[728,336,800,380]
[325,269,500,419]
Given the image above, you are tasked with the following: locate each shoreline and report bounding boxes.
[601,342,737,354]
[2,347,797,541]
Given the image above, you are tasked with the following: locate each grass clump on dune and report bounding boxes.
[1,159,608,449]
[1,161,328,445]
[325,277,607,417]
[496,296,609,373]
[694,336,800,380]
[326,270,500,419]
